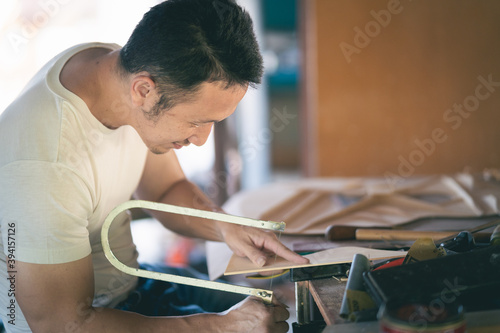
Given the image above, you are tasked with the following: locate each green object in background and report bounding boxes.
[491,225,500,246]
[262,0,297,30]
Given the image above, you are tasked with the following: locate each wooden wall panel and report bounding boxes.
[300,0,500,180]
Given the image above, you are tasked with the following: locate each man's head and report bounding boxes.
[119,0,263,117]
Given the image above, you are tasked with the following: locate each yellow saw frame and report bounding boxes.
[101,200,286,304]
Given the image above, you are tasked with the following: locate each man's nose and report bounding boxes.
[188,123,213,146]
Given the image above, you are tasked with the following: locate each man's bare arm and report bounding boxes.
[134,150,225,240]
[135,150,309,267]
[14,256,229,333]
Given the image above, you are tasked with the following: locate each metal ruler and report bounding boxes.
[101,200,285,304]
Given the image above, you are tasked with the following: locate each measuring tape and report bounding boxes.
[101,200,285,304]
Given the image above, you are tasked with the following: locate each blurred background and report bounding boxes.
[4,0,499,206]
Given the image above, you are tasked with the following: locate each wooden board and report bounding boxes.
[224,246,407,276]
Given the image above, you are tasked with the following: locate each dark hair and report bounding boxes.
[119,0,263,115]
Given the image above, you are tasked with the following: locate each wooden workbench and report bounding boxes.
[306,271,500,332]
[320,309,500,333]
[309,278,346,326]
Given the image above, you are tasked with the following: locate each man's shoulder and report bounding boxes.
[0,43,123,167]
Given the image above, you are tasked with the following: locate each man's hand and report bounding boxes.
[14,256,295,332]
[217,222,309,267]
[219,296,291,333]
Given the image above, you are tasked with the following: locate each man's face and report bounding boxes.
[134,82,247,154]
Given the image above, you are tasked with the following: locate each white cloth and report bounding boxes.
[0,43,148,332]
[225,174,500,235]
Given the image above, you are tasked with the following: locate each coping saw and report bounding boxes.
[101,200,286,304]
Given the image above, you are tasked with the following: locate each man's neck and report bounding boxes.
[60,47,131,129]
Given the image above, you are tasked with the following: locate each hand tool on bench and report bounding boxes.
[325,215,500,242]
[326,225,491,242]
[325,225,454,241]
[435,218,500,251]
[101,200,285,304]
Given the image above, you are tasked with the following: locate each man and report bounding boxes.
[0,0,308,332]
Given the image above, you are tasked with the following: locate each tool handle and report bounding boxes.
[325,225,391,240]
[325,225,359,240]
[325,225,492,242]
[356,229,457,241]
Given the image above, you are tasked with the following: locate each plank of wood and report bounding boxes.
[224,247,407,276]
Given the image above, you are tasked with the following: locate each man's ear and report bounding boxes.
[130,73,156,107]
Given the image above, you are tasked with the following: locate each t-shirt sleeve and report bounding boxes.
[0,161,93,264]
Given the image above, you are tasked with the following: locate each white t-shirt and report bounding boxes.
[0,43,148,332]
